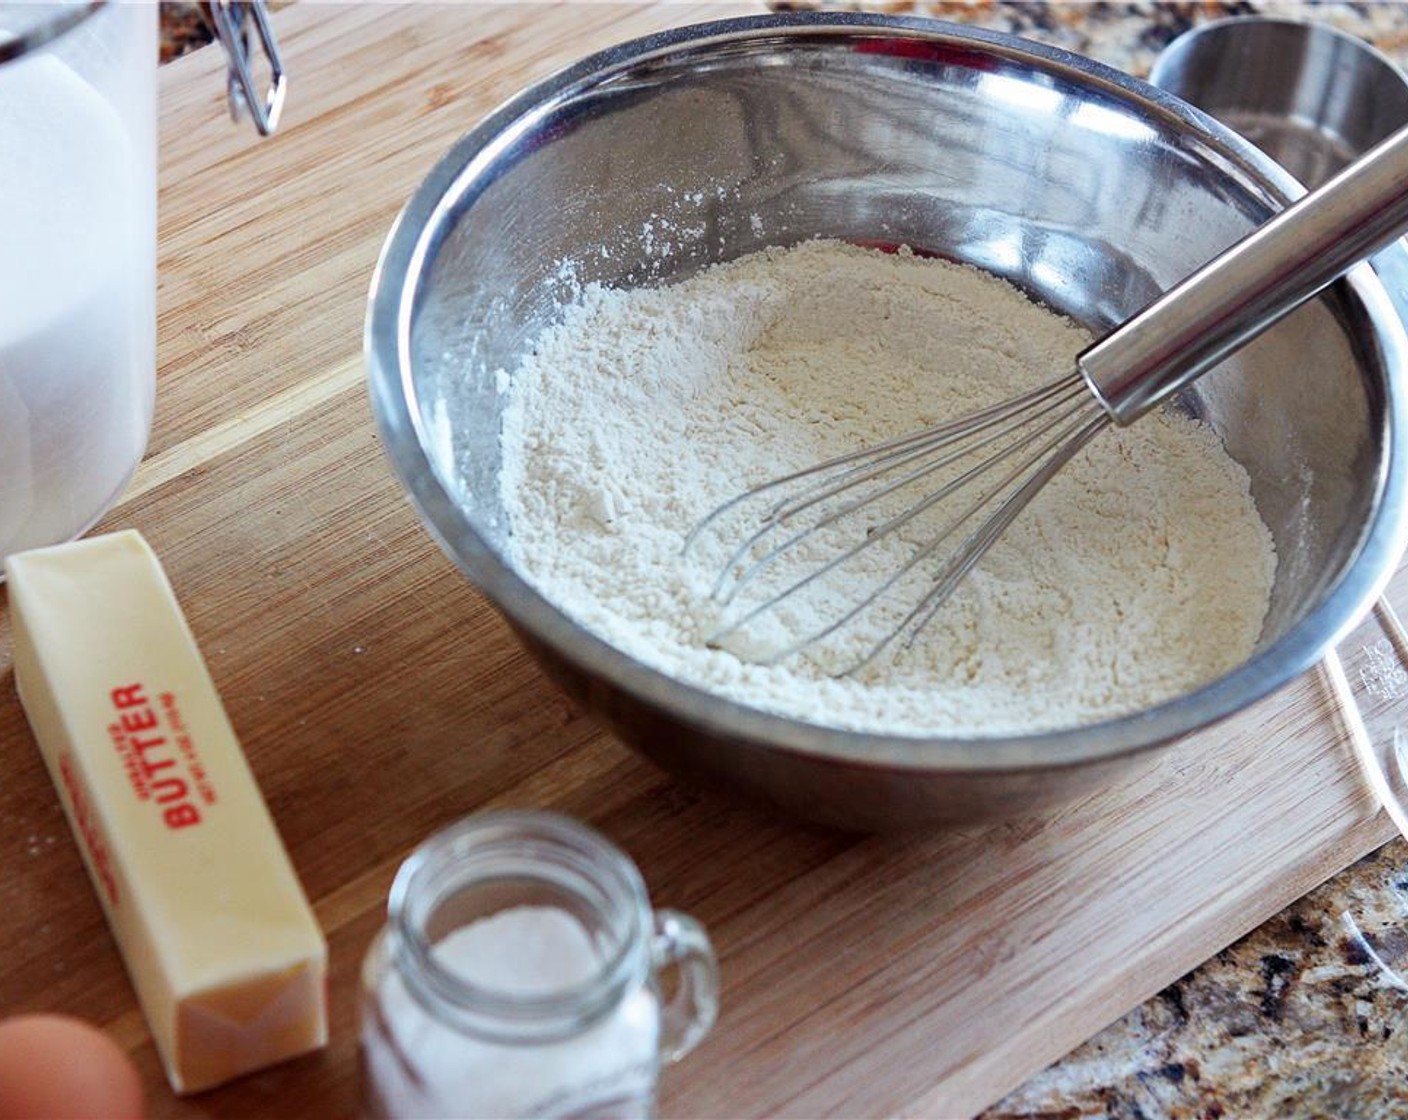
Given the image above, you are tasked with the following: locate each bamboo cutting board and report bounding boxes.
[0,4,1400,1117]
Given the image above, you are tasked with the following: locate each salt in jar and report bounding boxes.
[359,811,719,1119]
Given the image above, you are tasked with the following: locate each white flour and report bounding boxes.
[495,241,1276,736]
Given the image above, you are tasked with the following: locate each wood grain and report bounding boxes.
[0,4,1398,1117]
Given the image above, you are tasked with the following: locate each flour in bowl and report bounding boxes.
[496,240,1276,736]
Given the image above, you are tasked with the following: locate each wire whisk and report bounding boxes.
[685,376,1108,674]
[684,123,1408,674]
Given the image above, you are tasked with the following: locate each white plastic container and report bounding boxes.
[0,2,157,564]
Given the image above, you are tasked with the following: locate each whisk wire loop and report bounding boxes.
[849,408,1111,674]
[682,374,1086,559]
[725,396,1108,670]
[690,372,1113,672]
[712,378,1092,606]
[761,375,1089,523]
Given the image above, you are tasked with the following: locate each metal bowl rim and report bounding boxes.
[365,11,1408,773]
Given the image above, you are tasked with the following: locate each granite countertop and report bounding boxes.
[160,2,212,63]
[158,3,1408,1117]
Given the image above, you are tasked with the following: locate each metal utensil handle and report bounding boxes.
[201,0,286,136]
[1079,123,1408,425]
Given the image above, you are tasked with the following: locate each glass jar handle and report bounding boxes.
[651,909,719,1065]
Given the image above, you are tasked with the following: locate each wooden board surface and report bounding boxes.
[0,4,1399,1117]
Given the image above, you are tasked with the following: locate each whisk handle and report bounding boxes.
[1079,122,1408,425]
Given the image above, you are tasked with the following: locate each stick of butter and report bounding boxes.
[5,530,328,1093]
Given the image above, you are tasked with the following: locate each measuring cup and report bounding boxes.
[0,1,284,569]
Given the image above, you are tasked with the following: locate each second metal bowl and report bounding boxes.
[1149,16,1408,189]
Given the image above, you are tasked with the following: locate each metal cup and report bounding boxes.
[1149,16,1408,190]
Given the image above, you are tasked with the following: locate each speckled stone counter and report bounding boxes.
[160,2,212,63]
[988,840,1408,1118]
[155,3,1408,1117]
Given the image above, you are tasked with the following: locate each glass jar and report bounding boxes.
[0,1,157,564]
[359,811,719,1119]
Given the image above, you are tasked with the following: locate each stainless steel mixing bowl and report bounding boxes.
[366,13,1408,829]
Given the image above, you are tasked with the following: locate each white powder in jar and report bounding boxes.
[362,906,659,1119]
[495,240,1277,736]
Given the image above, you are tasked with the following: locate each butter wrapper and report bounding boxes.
[6,530,328,1093]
